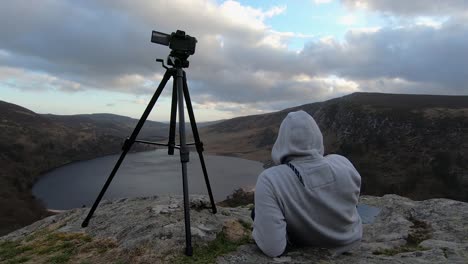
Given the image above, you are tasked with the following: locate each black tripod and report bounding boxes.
[81,56,217,256]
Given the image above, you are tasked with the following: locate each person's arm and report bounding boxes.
[253,174,287,257]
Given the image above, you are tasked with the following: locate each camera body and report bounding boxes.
[169,30,197,55]
[151,30,197,63]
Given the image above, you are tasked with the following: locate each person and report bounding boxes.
[252,110,362,257]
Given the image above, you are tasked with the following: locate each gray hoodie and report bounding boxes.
[253,110,362,257]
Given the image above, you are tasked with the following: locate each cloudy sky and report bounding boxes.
[0,0,467,121]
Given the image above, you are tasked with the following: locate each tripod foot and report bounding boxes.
[81,220,89,228]
[212,207,217,214]
[185,246,193,256]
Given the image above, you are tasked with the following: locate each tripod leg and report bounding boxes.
[176,69,193,256]
[182,72,217,214]
[81,69,172,228]
[168,78,178,155]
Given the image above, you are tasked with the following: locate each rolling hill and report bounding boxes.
[0,100,168,235]
[201,92,468,202]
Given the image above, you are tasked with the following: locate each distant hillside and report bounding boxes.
[44,113,169,142]
[201,92,468,202]
[0,100,168,235]
[2,92,468,236]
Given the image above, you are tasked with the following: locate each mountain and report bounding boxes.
[1,194,467,263]
[43,113,169,141]
[0,100,169,235]
[201,92,468,202]
[2,92,468,236]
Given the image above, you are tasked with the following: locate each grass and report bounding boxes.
[0,241,33,260]
[0,227,118,264]
[373,244,428,256]
[172,228,251,264]
[48,251,73,264]
[5,255,31,264]
[1,218,251,264]
[238,219,252,230]
[373,217,431,256]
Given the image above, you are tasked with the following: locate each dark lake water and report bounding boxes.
[33,150,264,210]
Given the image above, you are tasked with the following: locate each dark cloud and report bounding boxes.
[0,1,160,88]
[0,0,467,117]
[300,20,468,93]
[342,0,468,16]
[0,0,331,108]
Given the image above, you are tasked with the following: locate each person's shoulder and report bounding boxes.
[324,154,355,168]
[258,164,289,182]
[324,154,361,183]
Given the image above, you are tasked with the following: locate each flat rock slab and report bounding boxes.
[219,194,468,263]
[1,194,467,263]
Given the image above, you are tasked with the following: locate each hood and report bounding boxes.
[272,110,324,165]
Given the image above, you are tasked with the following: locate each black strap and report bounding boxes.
[286,162,304,186]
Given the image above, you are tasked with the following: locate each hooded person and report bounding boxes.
[252,110,362,257]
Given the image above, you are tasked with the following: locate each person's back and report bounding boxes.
[253,110,362,257]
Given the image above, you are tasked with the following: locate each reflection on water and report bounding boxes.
[33,150,263,210]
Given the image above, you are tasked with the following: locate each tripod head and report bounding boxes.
[151,30,197,68]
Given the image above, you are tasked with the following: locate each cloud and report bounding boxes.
[341,0,468,16]
[414,16,448,29]
[0,66,84,92]
[314,0,334,4]
[300,20,468,94]
[338,15,358,26]
[0,0,467,118]
[0,1,297,98]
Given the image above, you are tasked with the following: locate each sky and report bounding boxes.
[0,0,467,121]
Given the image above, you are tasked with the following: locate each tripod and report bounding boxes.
[81,58,217,256]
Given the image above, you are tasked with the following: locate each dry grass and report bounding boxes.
[0,227,123,264]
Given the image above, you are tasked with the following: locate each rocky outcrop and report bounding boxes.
[1,194,467,263]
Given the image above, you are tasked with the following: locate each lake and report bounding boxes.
[32,150,264,210]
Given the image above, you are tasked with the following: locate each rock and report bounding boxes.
[218,188,254,207]
[168,203,179,209]
[191,227,207,239]
[116,198,128,203]
[160,208,170,214]
[198,223,218,233]
[1,194,467,263]
[190,195,212,210]
[219,194,468,264]
[273,256,292,262]
[221,209,231,216]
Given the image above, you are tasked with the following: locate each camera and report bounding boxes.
[151,30,197,57]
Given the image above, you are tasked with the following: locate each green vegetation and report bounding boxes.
[373,244,428,256]
[172,230,251,264]
[218,188,254,207]
[0,225,181,263]
[48,251,73,264]
[238,219,252,230]
[0,228,118,264]
[0,241,31,260]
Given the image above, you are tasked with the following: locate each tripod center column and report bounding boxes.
[176,68,190,162]
[176,67,193,256]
